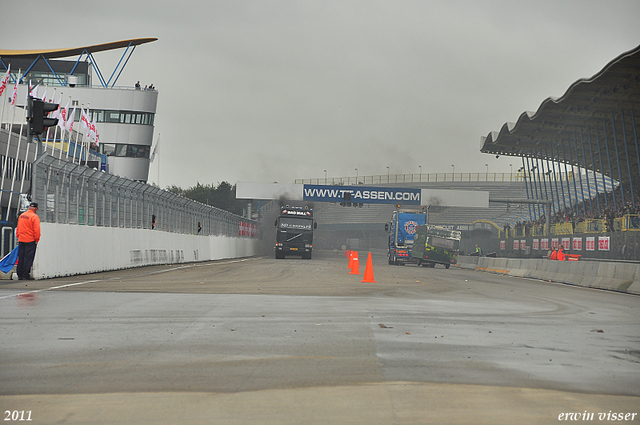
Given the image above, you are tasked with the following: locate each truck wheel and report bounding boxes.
[445,264,450,269]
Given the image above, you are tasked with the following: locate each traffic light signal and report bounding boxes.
[28,96,59,135]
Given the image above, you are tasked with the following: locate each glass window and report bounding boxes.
[107,112,120,123]
[115,144,128,157]
[101,144,116,156]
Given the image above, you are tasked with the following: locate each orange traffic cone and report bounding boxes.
[361,252,376,283]
[349,251,360,275]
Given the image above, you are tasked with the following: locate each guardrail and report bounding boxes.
[31,153,258,237]
[614,214,640,232]
[296,172,526,185]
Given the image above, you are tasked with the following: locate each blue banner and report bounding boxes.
[302,185,421,205]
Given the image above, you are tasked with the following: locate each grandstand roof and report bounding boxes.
[0,38,157,59]
[480,44,640,184]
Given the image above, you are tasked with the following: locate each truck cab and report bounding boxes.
[274,206,317,259]
[384,210,427,265]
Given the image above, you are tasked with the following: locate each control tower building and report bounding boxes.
[0,38,158,182]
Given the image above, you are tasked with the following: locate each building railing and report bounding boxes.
[499,219,615,238]
[614,214,640,232]
[31,153,258,237]
[295,171,582,186]
[296,172,526,185]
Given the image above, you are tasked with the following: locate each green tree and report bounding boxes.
[166,182,245,215]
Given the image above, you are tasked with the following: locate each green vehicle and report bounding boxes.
[411,225,461,269]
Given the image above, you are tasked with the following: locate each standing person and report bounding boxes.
[16,202,40,280]
[557,244,566,261]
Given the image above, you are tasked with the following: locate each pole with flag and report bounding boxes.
[1,71,21,198]
[150,134,160,186]
[57,97,69,159]
[65,104,76,160]
[0,65,10,129]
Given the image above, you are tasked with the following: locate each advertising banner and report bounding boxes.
[572,237,582,251]
[302,185,421,205]
[598,236,610,251]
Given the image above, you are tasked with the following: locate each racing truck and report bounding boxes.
[411,224,461,269]
[384,209,427,265]
[274,206,317,259]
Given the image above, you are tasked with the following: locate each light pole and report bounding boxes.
[324,169,327,184]
[451,164,455,181]
[418,165,422,182]
[386,167,390,183]
[355,168,358,183]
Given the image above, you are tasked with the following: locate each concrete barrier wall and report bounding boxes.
[28,223,259,279]
[457,255,640,295]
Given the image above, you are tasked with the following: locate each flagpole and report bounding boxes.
[5,80,29,222]
[65,101,75,161]
[0,71,20,200]
[0,65,10,131]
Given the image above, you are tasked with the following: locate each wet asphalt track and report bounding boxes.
[1,251,639,424]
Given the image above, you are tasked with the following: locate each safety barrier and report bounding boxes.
[614,214,640,232]
[575,219,607,234]
[456,255,640,295]
[31,153,258,238]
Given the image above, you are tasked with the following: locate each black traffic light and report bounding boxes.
[28,96,59,135]
[340,191,352,207]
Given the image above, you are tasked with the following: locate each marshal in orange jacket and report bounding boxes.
[16,209,41,243]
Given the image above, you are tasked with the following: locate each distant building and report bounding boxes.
[0,38,158,182]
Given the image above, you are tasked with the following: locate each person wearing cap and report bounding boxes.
[16,202,40,280]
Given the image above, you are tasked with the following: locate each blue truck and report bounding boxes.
[384,210,427,265]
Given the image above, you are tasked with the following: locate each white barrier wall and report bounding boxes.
[456,256,640,295]
[31,223,259,279]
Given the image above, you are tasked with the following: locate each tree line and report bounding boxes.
[166,182,245,216]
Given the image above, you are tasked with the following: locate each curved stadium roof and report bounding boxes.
[480,44,640,188]
[0,38,157,59]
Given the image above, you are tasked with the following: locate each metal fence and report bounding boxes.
[32,153,259,237]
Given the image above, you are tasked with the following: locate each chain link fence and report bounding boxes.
[32,153,259,237]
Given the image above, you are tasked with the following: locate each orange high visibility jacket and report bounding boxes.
[549,250,557,260]
[557,247,566,261]
[16,209,41,243]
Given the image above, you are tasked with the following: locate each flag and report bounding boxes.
[91,119,99,145]
[0,65,10,97]
[57,99,69,130]
[66,106,76,132]
[10,80,18,108]
[150,136,159,162]
[30,85,39,99]
[0,246,18,274]
[80,108,91,131]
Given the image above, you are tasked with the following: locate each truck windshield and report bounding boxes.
[278,218,313,231]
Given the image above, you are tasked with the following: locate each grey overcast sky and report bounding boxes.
[2,0,640,188]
